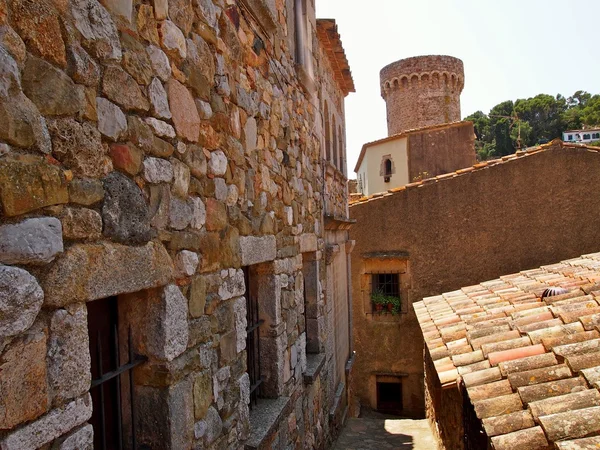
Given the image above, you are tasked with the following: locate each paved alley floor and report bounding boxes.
[333,416,438,450]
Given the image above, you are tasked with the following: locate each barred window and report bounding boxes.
[372,273,399,298]
[244,267,263,408]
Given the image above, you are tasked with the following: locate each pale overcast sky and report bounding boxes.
[316,0,600,175]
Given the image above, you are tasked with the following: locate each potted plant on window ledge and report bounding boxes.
[371,291,401,315]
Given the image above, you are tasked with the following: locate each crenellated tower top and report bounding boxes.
[380,55,464,136]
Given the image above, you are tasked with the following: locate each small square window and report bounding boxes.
[372,273,399,297]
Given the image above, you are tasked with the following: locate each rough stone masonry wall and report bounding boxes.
[350,144,600,421]
[380,55,464,136]
[0,0,349,448]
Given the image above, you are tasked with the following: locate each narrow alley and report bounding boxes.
[333,414,438,450]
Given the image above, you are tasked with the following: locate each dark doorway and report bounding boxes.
[377,381,403,413]
[87,296,146,450]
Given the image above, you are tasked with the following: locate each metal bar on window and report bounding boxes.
[97,331,107,450]
[112,324,123,450]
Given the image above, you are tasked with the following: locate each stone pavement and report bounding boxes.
[333,417,438,450]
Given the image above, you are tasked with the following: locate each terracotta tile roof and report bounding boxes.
[414,251,600,448]
[349,140,600,206]
[316,19,355,97]
[353,120,470,173]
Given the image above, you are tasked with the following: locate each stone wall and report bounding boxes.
[424,348,463,450]
[0,0,353,448]
[349,143,600,420]
[407,122,475,181]
[380,55,464,136]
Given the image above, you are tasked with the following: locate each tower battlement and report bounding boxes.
[380,55,464,136]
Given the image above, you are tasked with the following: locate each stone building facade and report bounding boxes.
[380,55,464,136]
[0,0,355,448]
[349,142,600,419]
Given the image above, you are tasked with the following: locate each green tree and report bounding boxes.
[580,95,600,126]
[489,100,514,156]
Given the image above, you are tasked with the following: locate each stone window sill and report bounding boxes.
[303,353,326,385]
[246,397,291,449]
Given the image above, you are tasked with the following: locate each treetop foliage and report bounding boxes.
[465,91,600,161]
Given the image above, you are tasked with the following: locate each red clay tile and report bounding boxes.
[488,344,546,367]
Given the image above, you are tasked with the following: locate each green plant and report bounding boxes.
[371,290,401,315]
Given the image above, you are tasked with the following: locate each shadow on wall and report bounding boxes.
[333,417,438,450]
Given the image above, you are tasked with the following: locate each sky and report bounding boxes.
[315,0,600,174]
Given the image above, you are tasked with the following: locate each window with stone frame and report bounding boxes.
[294,0,315,92]
[243,266,263,408]
[361,255,409,321]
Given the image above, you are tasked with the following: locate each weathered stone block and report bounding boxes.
[0,328,49,429]
[60,207,103,240]
[148,77,172,119]
[71,0,122,61]
[0,217,63,265]
[298,233,317,253]
[66,43,100,87]
[219,330,237,363]
[109,143,142,175]
[9,0,66,67]
[102,66,149,112]
[39,241,174,306]
[128,284,188,361]
[102,172,153,244]
[0,156,68,217]
[194,371,213,419]
[0,394,92,450]
[97,97,127,140]
[189,275,207,318]
[145,117,175,138]
[149,184,170,230]
[174,250,199,277]
[234,296,247,353]
[101,0,132,22]
[169,197,192,230]
[207,149,227,176]
[143,156,173,184]
[135,378,193,449]
[48,118,111,178]
[0,91,51,153]
[167,78,199,142]
[218,269,245,300]
[239,235,277,266]
[205,198,227,231]
[147,45,171,81]
[22,55,85,116]
[171,158,190,198]
[159,20,186,59]
[54,423,93,450]
[0,265,43,339]
[68,178,104,206]
[47,304,91,405]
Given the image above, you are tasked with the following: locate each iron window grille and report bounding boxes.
[88,296,147,450]
[368,272,403,314]
[244,267,264,408]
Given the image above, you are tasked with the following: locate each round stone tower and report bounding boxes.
[380,55,464,136]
